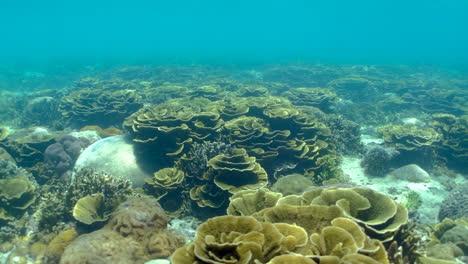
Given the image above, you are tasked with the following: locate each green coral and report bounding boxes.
[430,114,468,173]
[403,190,423,212]
[59,88,142,127]
[124,97,341,218]
[205,148,268,193]
[0,160,38,241]
[282,87,337,112]
[378,124,441,169]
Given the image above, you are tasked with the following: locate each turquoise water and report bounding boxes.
[1,0,467,65]
[0,1,468,263]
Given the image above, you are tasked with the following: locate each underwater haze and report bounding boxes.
[1,0,468,65]
[1,1,468,264]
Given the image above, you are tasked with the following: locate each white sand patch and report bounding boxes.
[340,156,464,223]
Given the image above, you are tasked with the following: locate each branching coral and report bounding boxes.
[66,168,135,224]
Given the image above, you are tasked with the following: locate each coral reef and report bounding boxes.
[430,113,468,173]
[271,173,314,195]
[360,145,399,176]
[23,94,62,127]
[378,124,441,169]
[44,134,90,176]
[0,160,38,241]
[0,127,58,167]
[1,64,467,263]
[438,182,468,221]
[60,197,185,264]
[171,214,390,264]
[59,88,143,127]
[67,168,135,224]
[175,141,233,179]
[282,87,337,112]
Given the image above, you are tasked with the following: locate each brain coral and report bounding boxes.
[61,196,185,263]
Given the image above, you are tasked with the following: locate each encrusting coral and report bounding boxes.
[60,196,185,264]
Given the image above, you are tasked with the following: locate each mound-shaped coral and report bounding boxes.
[61,197,185,264]
[438,182,468,221]
[23,95,62,127]
[271,173,314,195]
[44,134,90,175]
[360,145,399,177]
